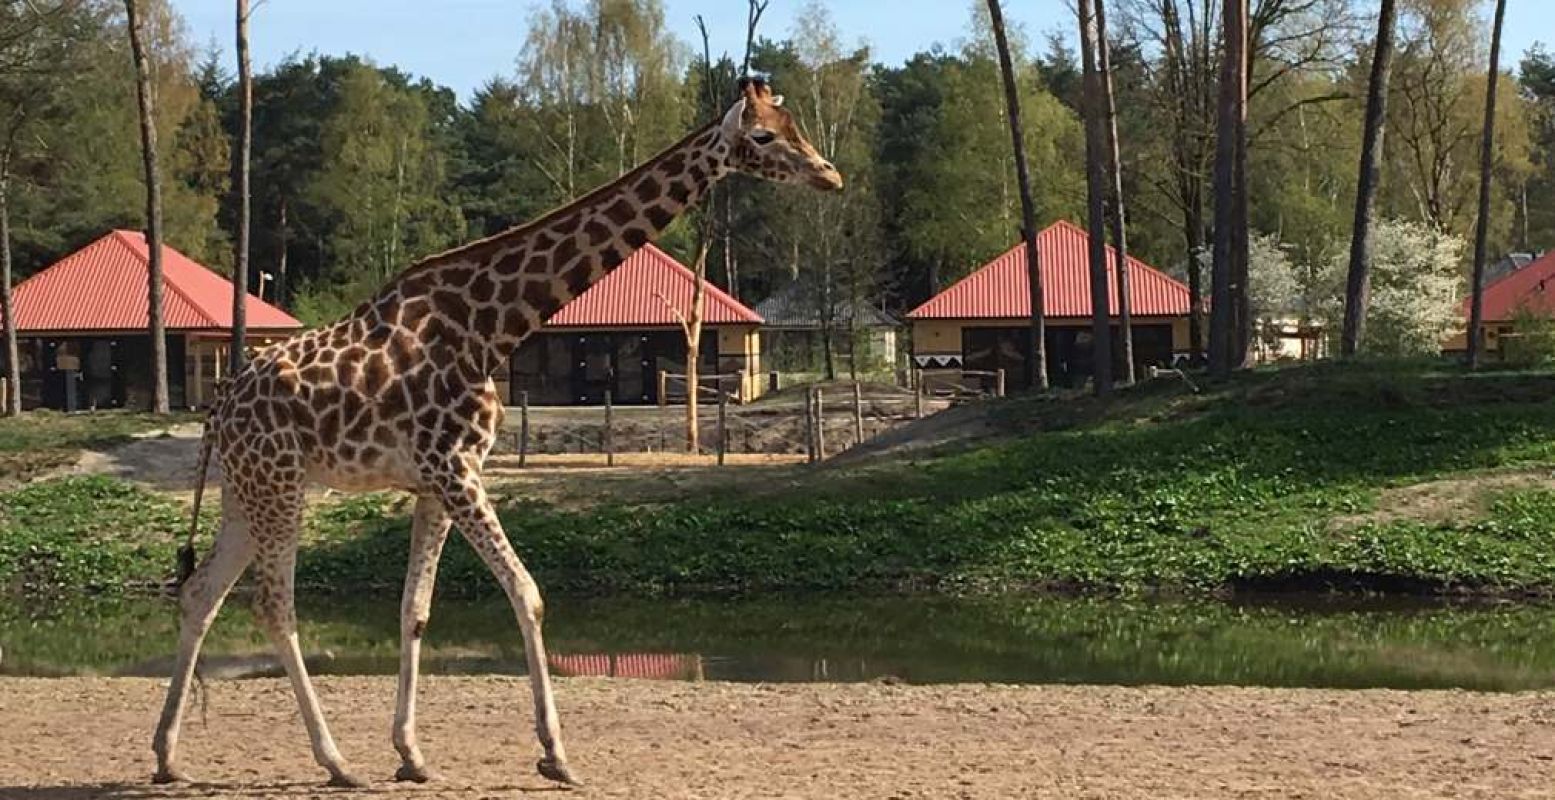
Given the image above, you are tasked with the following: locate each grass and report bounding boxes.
[7,361,1555,597]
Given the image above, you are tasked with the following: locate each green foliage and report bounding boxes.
[877,43,1084,294]
[0,476,180,594]
[14,365,1555,599]
[1502,305,1555,368]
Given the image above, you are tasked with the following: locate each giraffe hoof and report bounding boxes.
[326,770,368,789]
[537,757,583,787]
[151,766,189,784]
[394,762,436,783]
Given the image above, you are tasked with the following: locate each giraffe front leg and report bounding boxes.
[440,477,580,787]
[393,495,451,783]
[152,496,254,784]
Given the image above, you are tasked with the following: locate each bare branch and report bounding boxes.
[741,0,769,77]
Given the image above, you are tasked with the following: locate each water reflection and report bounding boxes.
[3,592,1555,691]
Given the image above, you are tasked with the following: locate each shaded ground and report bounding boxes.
[2,677,1553,799]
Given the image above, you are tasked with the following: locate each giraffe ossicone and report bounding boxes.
[149,76,841,789]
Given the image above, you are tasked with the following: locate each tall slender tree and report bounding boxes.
[125,0,169,413]
[1340,0,1398,358]
[1208,0,1247,377]
[1095,0,1134,384]
[986,0,1048,391]
[1465,0,1507,369]
[0,122,18,416]
[230,0,253,376]
[1079,0,1114,394]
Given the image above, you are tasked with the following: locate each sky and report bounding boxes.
[171,1,1552,103]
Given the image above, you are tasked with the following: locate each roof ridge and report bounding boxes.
[114,230,222,328]
[641,244,762,323]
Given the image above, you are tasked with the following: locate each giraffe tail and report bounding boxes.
[175,423,216,591]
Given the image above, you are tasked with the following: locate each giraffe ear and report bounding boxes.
[721,97,749,135]
[771,94,784,108]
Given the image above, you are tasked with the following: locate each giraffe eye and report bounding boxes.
[750,130,776,146]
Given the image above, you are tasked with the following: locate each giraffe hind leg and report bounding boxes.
[246,488,366,788]
[152,491,254,784]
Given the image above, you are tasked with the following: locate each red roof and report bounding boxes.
[1466,250,1555,321]
[8,230,302,333]
[906,220,1191,320]
[545,243,762,327]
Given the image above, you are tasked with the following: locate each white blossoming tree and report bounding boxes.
[1318,220,1464,357]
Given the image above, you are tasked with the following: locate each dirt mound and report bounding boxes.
[60,423,216,491]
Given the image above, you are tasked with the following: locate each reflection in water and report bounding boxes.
[549,652,703,681]
[5,592,1555,691]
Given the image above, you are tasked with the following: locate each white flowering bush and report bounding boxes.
[1318,220,1465,358]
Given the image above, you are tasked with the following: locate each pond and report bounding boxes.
[3,593,1555,691]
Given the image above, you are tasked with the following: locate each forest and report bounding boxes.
[0,0,1549,352]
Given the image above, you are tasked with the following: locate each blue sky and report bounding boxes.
[172,1,1550,103]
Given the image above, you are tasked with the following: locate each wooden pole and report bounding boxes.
[518,391,529,468]
[852,381,864,446]
[814,387,826,461]
[804,386,816,463]
[717,389,727,466]
[915,375,925,419]
[997,368,1007,398]
[657,369,668,408]
[604,389,614,467]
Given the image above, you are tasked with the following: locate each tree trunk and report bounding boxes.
[684,330,700,454]
[986,0,1048,392]
[682,245,710,454]
[1340,0,1397,359]
[1096,0,1134,384]
[1161,0,1206,359]
[0,169,18,417]
[230,0,252,376]
[1209,0,1248,378]
[275,195,289,307]
[1466,0,1507,370]
[1079,0,1114,395]
[125,0,169,414]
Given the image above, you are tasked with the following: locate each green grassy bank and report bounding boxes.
[7,362,1555,597]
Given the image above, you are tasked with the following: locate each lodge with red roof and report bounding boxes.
[4,230,302,411]
[1443,249,1555,356]
[907,221,1193,387]
[499,243,766,405]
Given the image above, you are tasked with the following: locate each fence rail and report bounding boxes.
[495,380,931,467]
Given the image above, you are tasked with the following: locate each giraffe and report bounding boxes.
[150,77,840,790]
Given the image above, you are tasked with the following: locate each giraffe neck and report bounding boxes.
[361,120,731,378]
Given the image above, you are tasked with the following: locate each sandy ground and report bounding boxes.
[2,678,1555,799]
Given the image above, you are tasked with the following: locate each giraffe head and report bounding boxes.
[720,77,844,192]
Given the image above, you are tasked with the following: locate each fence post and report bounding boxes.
[915,375,925,419]
[657,370,668,408]
[852,381,864,447]
[996,368,1006,398]
[717,389,727,466]
[518,391,529,468]
[814,387,826,461]
[804,386,816,463]
[604,390,614,467]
